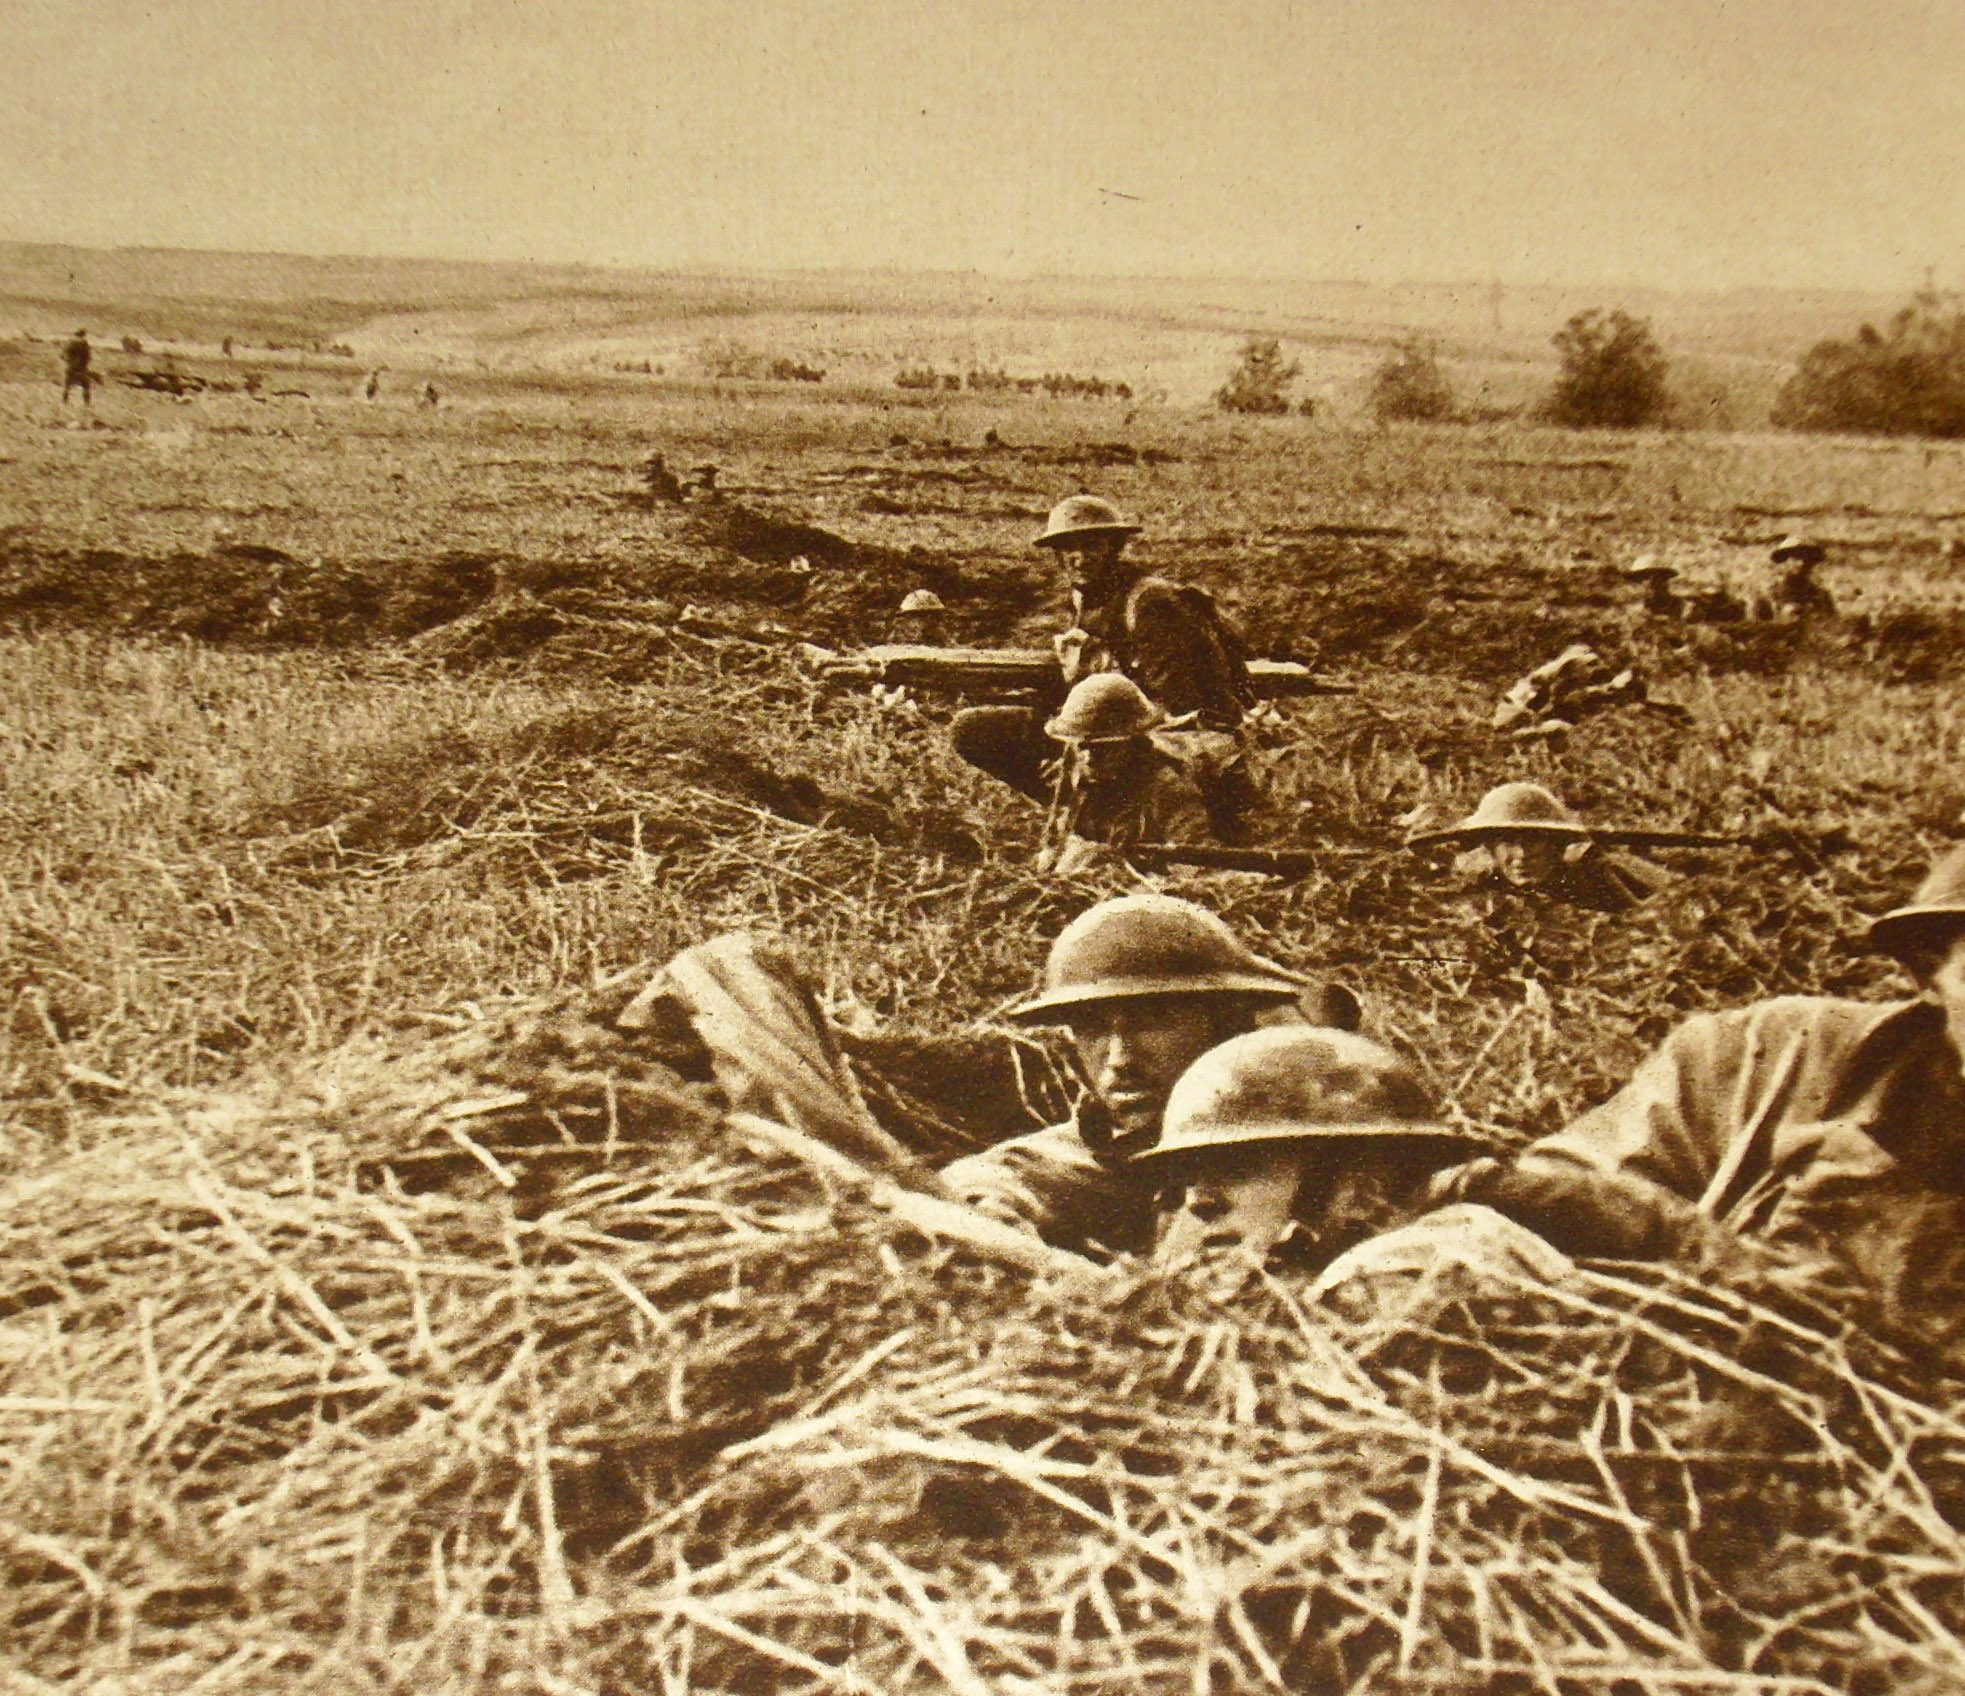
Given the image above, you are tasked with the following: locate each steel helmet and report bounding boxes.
[1035,495,1141,551]
[1770,534,1826,565]
[898,588,946,614]
[1406,781,1591,849]
[1008,895,1304,1023]
[1134,1026,1471,1172]
[1624,553,1677,581]
[1043,673,1176,743]
[1867,843,1965,962]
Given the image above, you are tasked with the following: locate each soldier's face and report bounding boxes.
[1158,1148,1302,1260]
[1492,836,1565,887]
[1064,535,1129,590]
[1077,736,1148,788]
[1069,995,1225,1142]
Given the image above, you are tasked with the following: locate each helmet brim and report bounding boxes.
[1035,523,1141,551]
[1867,903,1965,961]
[1132,1119,1477,1169]
[1042,708,1196,741]
[1007,968,1305,1023]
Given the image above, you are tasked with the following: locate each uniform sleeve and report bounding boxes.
[942,1124,1156,1260]
[1530,1010,1752,1198]
[1457,1011,1762,1259]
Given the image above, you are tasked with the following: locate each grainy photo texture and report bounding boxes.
[5,2,1965,1690]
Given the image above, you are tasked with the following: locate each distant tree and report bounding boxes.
[1773,289,1965,437]
[1539,309,1671,429]
[1369,334,1458,423]
[1215,336,1300,415]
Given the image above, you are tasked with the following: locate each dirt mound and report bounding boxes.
[238,697,986,884]
[0,539,503,647]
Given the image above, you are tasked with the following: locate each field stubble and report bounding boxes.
[3,378,1965,1690]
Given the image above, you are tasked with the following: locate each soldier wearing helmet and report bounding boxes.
[1435,842,1965,1357]
[951,494,1260,841]
[941,894,1351,1259]
[892,587,950,645]
[1135,1026,1477,1270]
[1040,673,1219,874]
[1405,781,1676,913]
[1765,534,1836,620]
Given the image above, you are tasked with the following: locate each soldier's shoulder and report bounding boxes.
[1127,575,1210,616]
[945,1119,1092,1171]
[1666,994,1914,1052]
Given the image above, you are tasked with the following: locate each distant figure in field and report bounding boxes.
[1491,643,1666,737]
[1623,555,1682,619]
[363,370,382,402]
[891,588,950,646]
[1766,534,1835,620]
[61,329,93,406]
[420,382,441,410]
[691,464,722,501]
[641,453,686,505]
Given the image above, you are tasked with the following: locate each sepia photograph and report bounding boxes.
[5,0,1965,1688]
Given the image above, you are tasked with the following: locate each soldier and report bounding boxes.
[891,588,949,646]
[953,494,1258,835]
[1134,1026,1478,1272]
[1491,644,1653,737]
[1406,781,1673,912]
[61,329,92,406]
[1624,555,1682,618]
[1433,842,1965,1357]
[941,894,1326,1259]
[642,452,686,504]
[1767,534,1835,619]
[1040,674,1219,874]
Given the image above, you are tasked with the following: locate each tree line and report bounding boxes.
[1216,289,1965,437]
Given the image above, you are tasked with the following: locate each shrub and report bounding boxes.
[1773,289,1965,437]
[1215,336,1301,415]
[1369,334,1458,422]
[1539,308,1671,428]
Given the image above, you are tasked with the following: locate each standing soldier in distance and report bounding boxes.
[61,329,93,407]
[942,894,1350,1260]
[952,494,1259,838]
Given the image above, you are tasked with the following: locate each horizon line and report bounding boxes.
[0,233,1929,307]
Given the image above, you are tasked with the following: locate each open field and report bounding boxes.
[5,255,1965,1691]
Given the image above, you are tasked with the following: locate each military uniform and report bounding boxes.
[944,1116,1161,1259]
[1455,996,1965,1354]
[939,894,1309,1260]
[953,497,1256,826]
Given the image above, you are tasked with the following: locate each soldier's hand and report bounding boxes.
[1053,626,1093,682]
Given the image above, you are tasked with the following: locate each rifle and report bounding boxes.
[1126,828,1746,879]
[810,643,1357,703]
[1120,841,1377,879]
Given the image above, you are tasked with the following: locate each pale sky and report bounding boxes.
[5,0,1963,291]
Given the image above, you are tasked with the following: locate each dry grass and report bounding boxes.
[4,998,1964,1694]
[6,358,1965,1690]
